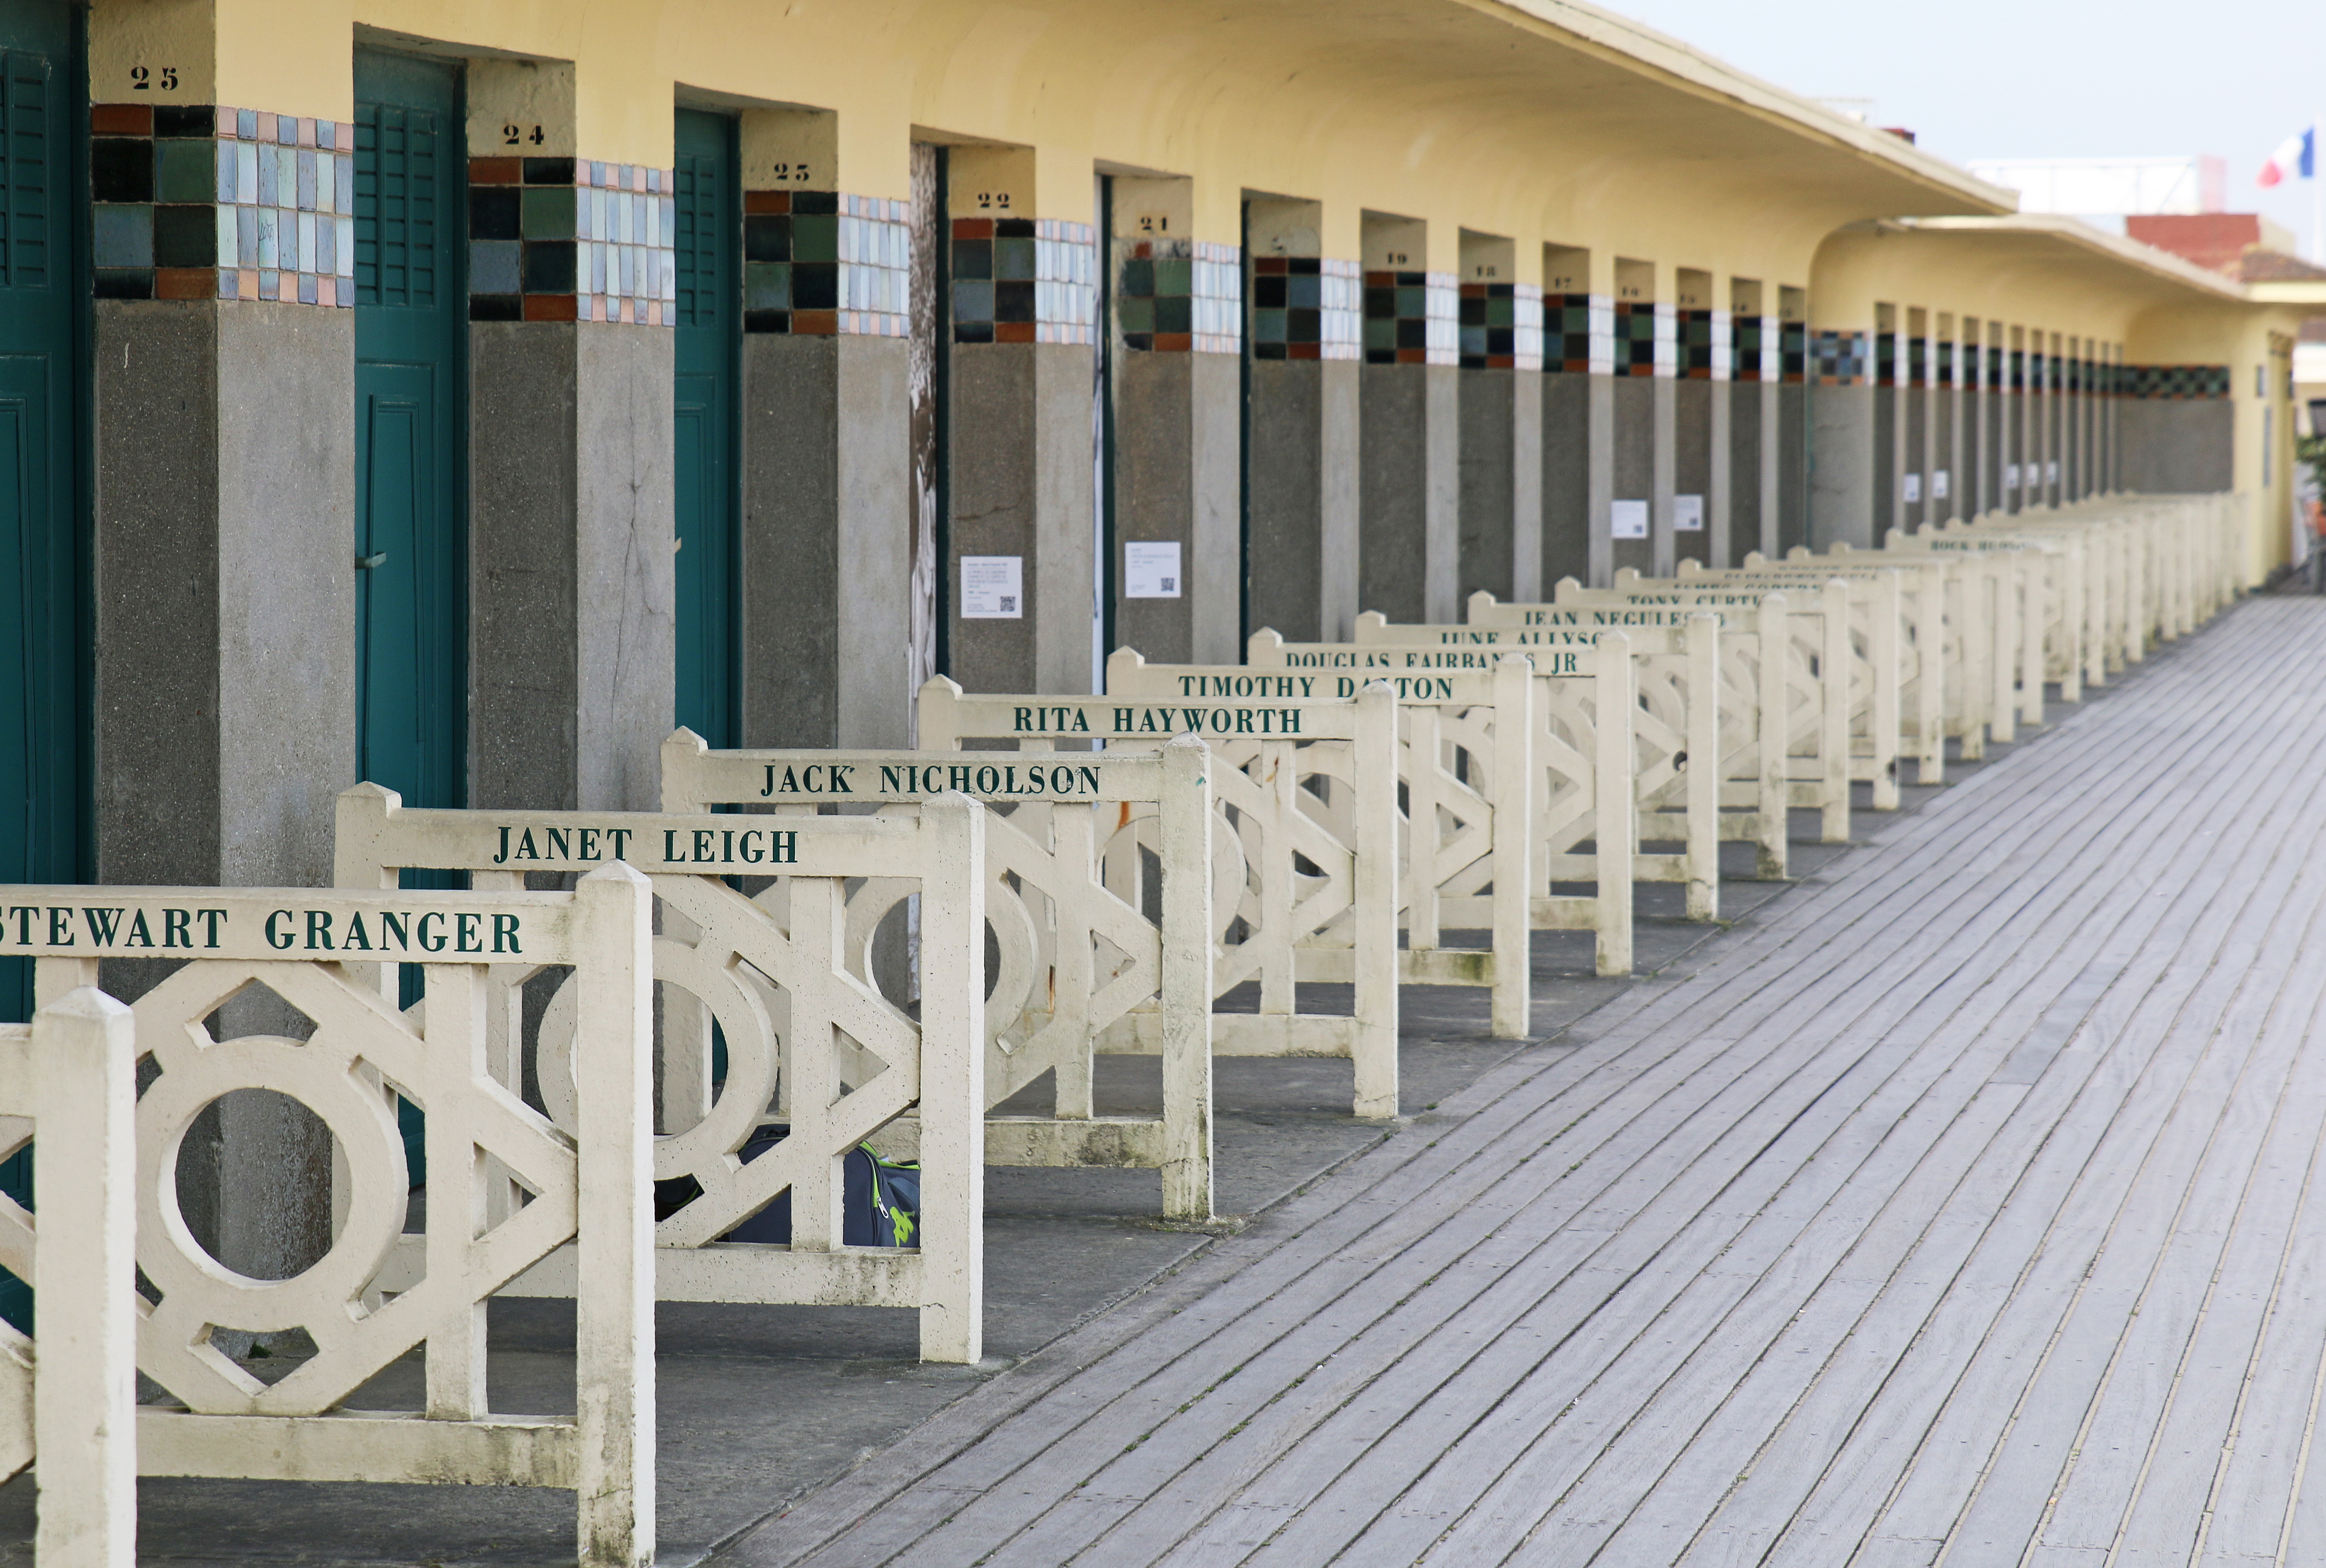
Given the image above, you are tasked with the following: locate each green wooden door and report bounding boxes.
[0,0,85,1332]
[673,109,738,747]
[355,51,465,814]
[0,0,83,1022]
[356,53,465,1180]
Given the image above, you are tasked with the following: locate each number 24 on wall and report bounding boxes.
[129,65,178,91]
[503,123,547,146]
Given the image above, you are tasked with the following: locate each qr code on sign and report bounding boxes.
[999,596,1016,613]
[1160,578,1176,593]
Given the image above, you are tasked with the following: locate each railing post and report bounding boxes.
[1755,596,1790,878]
[1352,682,1401,1118]
[918,792,988,1361]
[1159,737,1215,1219]
[32,987,137,1568]
[1684,613,1721,917]
[1490,656,1535,1039]
[1595,633,1635,977]
[570,863,655,1568]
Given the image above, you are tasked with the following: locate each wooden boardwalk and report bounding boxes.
[726,597,2326,1568]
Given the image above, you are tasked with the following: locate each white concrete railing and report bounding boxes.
[1476,495,2242,828]
[1319,614,1723,919]
[658,732,1218,1222]
[1606,570,1906,812]
[1479,582,1858,844]
[1320,612,1789,881]
[1109,650,1538,1032]
[0,988,139,1568]
[334,787,988,1365]
[1285,607,1792,883]
[0,874,655,1568]
[1689,552,1958,783]
[918,678,1405,1119]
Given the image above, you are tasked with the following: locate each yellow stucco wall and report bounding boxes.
[104,0,2009,287]
[88,0,2286,557]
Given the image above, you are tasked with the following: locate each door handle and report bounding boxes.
[356,551,388,570]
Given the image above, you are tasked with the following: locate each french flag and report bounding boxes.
[2261,125,2315,187]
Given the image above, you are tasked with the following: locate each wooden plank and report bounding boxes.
[734,599,2276,1568]
[1656,633,2326,1554]
[893,605,2289,1554]
[1358,656,2307,1563]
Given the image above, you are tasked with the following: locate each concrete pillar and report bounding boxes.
[1612,371,1654,575]
[1541,245,1614,585]
[2061,337,2080,500]
[2119,367,2235,492]
[1726,290,1764,565]
[1707,316,1732,567]
[2032,332,2049,508]
[1609,257,1660,576]
[1927,315,1953,525]
[942,145,1096,694]
[1729,293,1780,562]
[2093,344,2112,498]
[1778,289,1809,552]
[1959,320,1983,518]
[89,3,356,1300]
[1358,213,1457,621]
[1673,268,1720,569]
[1903,311,1928,531]
[1809,323,1876,548]
[737,111,912,747]
[1107,176,1240,663]
[1455,231,1544,603]
[2006,328,2026,513]
[2056,332,2074,505]
[2107,343,2123,492]
[1245,199,1360,641]
[466,64,674,811]
[1873,306,1900,538]
[1983,327,2005,516]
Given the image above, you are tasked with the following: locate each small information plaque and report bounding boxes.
[962,556,1023,618]
[1126,541,1182,598]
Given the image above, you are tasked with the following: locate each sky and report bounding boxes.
[1611,0,2326,252]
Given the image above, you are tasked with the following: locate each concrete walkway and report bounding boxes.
[727,596,2326,1567]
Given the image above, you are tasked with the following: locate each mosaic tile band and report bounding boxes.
[1734,316,1769,383]
[1363,270,1457,367]
[1459,282,1542,371]
[1682,309,1731,382]
[91,103,353,305]
[1249,256,1361,362]
[2120,364,2232,400]
[469,156,675,325]
[1119,238,1239,354]
[744,191,909,337]
[951,217,1096,346]
[1812,329,1868,388]
[1548,294,1615,375]
[1615,301,1676,377]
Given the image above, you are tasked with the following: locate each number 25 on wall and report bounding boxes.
[129,65,178,91]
